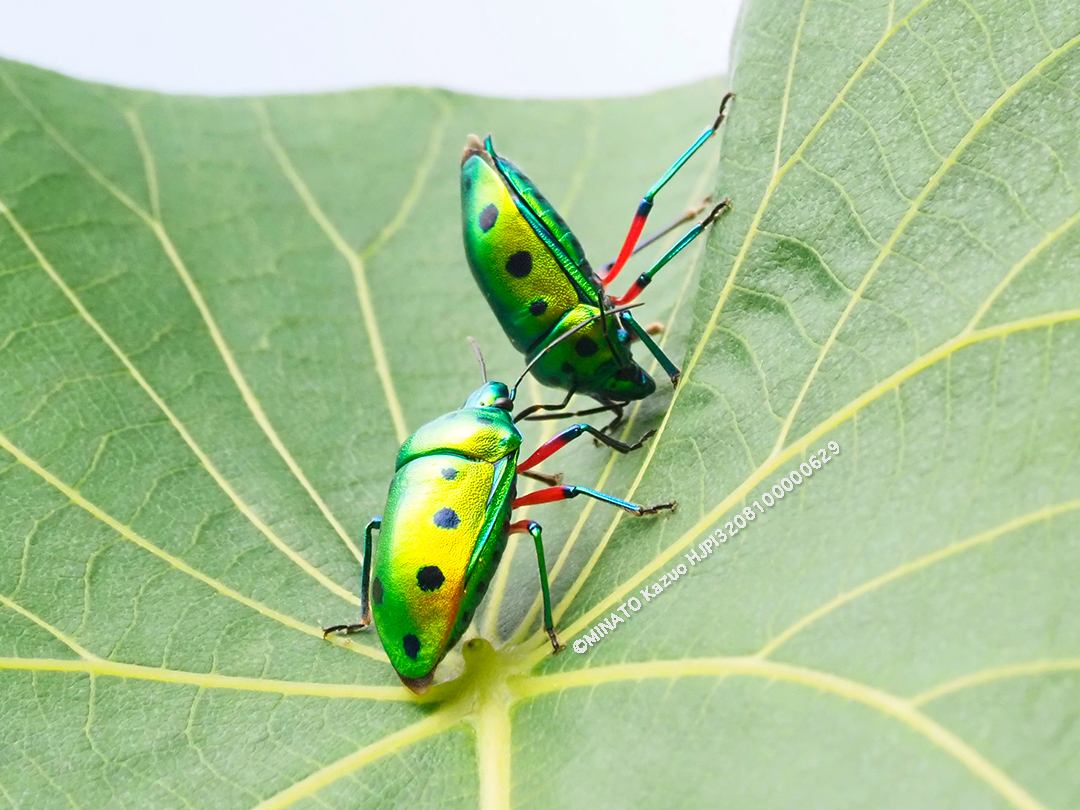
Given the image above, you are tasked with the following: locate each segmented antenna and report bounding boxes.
[466,337,487,383]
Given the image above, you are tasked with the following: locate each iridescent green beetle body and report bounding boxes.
[461,140,654,403]
[460,93,734,425]
[372,383,519,691]
[324,377,677,693]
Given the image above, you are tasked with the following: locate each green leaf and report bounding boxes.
[2,0,1079,804]
[0,57,721,808]
[518,1,1080,809]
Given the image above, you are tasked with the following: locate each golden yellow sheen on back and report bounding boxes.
[367,387,520,692]
[461,146,585,355]
[457,96,735,415]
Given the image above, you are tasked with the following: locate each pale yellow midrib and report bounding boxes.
[0,656,406,700]
[0,425,386,663]
[474,681,514,810]
[528,19,1080,661]
[516,658,1047,810]
[515,0,935,656]
[525,307,1080,666]
[254,100,410,444]
[123,108,161,220]
[0,199,362,608]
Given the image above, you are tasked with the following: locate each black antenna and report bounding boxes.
[510,303,643,399]
[466,337,487,383]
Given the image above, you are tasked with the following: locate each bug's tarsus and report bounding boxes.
[321,516,379,641]
[636,499,677,516]
[466,336,487,383]
[712,91,736,132]
[702,198,732,227]
[596,400,624,437]
[690,194,715,217]
[547,627,562,654]
[588,425,654,454]
[322,621,370,638]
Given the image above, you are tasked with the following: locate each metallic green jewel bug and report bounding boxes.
[460,93,734,429]
[324,320,675,693]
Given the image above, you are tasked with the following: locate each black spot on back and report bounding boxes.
[441,467,457,480]
[561,362,575,376]
[480,204,499,231]
[403,634,421,659]
[506,251,533,278]
[616,366,637,381]
[575,337,598,357]
[433,507,460,530]
[529,299,547,316]
[417,566,445,592]
[477,579,487,594]
[463,175,473,192]
[372,577,384,605]
[461,610,473,628]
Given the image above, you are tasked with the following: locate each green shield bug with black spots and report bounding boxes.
[323,315,675,693]
[460,92,734,432]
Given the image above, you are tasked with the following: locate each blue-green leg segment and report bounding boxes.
[510,520,560,652]
[622,311,681,386]
[601,92,735,286]
[513,484,676,517]
[323,517,381,637]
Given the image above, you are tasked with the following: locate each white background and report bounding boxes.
[0,0,741,97]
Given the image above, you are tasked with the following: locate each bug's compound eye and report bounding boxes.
[492,396,513,412]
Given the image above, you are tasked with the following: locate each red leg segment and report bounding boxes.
[518,423,654,473]
[512,486,572,510]
[599,203,651,286]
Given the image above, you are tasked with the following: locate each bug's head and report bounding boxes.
[464,381,513,412]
